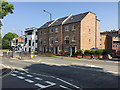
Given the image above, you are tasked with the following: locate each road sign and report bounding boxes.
[31,52,34,58]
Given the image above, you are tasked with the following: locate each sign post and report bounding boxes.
[31,52,34,59]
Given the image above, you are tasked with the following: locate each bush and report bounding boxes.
[76,49,82,55]
[95,49,103,56]
[102,49,108,55]
[67,52,70,55]
[90,50,96,55]
[85,50,90,55]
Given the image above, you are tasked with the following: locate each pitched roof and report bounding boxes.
[39,11,90,29]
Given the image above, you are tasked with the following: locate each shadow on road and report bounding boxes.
[23,63,119,89]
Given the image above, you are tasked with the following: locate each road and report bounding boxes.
[1,56,120,89]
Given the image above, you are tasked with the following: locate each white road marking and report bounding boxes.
[35,81,56,89]
[34,77,42,80]
[24,71,29,73]
[35,83,47,88]
[20,72,25,75]
[14,71,19,73]
[26,74,33,77]
[59,85,71,90]
[17,76,24,79]
[56,78,80,89]
[11,74,17,76]
[25,79,34,83]
[32,73,55,78]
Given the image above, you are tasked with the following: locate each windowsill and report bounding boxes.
[55,41,58,42]
[72,29,75,31]
[65,30,69,31]
[72,40,76,42]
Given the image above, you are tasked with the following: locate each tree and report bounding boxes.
[0,1,14,19]
[2,32,18,49]
[0,1,14,49]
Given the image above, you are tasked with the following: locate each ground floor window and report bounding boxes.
[65,47,69,52]
[50,47,53,52]
[40,46,42,51]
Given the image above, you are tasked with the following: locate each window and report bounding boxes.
[28,32,32,35]
[55,28,58,32]
[29,40,31,46]
[36,40,38,43]
[40,38,42,45]
[89,39,91,44]
[35,48,37,51]
[50,47,53,52]
[72,25,75,31]
[44,30,46,34]
[89,29,90,34]
[25,38,27,44]
[40,46,42,51]
[36,32,38,35]
[44,38,46,43]
[25,48,26,51]
[40,30,42,35]
[32,42,34,46]
[65,47,69,52]
[72,36,75,41]
[65,26,69,31]
[16,39,18,45]
[50,28,53,33]
[50,37,53,44]
[65,36,69,44]
[55,37,58,42]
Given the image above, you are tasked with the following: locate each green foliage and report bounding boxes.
[91,50,96,55]
[85,50,90,55]
[95,49,103,55]
[102,49,108,55]
[2,32,18,49]
[0,1,14,19]
[76,49,82,55]
[67,52,70,55]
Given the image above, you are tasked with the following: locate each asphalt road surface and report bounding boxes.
[1,56,120,89]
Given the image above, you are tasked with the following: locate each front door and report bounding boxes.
[43,47,46,53]
[72,47,75,55]
[55,47,58,54]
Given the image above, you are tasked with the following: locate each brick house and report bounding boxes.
[38,11,100,55]
[100,29,120,52]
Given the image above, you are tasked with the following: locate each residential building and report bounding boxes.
[10,36,24,51]
[38,11,100,55]
[23,27,38,52]
[100,29,120,52]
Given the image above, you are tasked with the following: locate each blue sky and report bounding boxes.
[1,2,118,36]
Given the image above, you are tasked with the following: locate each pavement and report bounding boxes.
[1,56,120,89]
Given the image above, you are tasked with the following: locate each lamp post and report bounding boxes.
[43,10,52,21]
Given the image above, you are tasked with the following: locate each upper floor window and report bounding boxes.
[29,40,31,46]
[36,40,38,43]
[36,32,38,35]
[72,36,75,42]
[44,38,46,43]
[72,25,75,31]
[40,30,42,35]
[65,36,69,44]
[89,39,91,44]
[55,37,58,42]
[44,30,46,34]
[89,29,90,34]
[65,26,69,31]
[50,37,53,44]
[55,28,58,32]
[50,28,53,33]
[40,38,42,45]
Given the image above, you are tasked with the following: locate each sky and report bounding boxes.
[1,2,118,37]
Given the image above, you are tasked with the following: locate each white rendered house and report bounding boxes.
[23,27,38,53]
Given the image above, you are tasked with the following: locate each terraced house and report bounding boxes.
[38,11,100,56]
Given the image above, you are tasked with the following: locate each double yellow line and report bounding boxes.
[0,64,15,78]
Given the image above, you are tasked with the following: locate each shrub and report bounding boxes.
[67,52,70,55]
[76,49,82,55]
[85,50,90,55]
[90,50,96,55]
[102,49,108,55]
[95,49,103,56]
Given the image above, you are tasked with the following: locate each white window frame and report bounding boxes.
[72,36,75,42]
[65,26,69,31]
[55,28,58,32]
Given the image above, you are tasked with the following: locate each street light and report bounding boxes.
[43,10,52,21]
